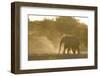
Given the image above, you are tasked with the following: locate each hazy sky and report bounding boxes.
[29,15,56,21]
[74,17,88,25]
[28,15,88,25]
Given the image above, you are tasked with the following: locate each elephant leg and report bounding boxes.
[73,48,76,54]
[63,47,66,55]
[77,48,80,54]
[67,48,70,54]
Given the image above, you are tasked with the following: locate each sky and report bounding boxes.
[28,15,88,25]
[29,15,56,21]
[74,17,88,25]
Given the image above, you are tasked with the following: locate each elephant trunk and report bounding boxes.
[59,39,63,55]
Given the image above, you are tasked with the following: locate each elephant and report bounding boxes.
[59,35,80,55]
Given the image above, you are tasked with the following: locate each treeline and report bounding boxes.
[28,16,88,47]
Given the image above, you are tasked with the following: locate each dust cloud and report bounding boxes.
[28,36,59,56]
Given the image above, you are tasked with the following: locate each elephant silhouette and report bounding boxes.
[59,35,80,55]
